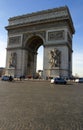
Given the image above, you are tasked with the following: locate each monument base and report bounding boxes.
[5,68,15,77]
[44,68,70,79]
[45,68,60,79]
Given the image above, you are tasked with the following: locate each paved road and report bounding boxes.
[0,80,83,130]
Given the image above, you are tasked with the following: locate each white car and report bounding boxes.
[75,78,83,83]
[50,78,55,83]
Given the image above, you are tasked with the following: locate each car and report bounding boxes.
[50,78,55,83]
[1,75,10,81]
[51,77,67,84]
[1,75,13,81]
[75,78,83,83]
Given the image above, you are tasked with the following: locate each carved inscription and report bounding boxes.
[9,36,21,45]
[48,30,64,41]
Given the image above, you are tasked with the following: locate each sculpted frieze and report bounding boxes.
[8,36,21,45]
[8,21,67,35]
[48,30,65,41]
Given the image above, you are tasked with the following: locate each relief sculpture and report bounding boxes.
[9,36,21,45]
[48,30,64,41]
[49,48,61,68]
[9,53,17,68]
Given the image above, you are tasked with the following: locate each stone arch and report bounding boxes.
[5,6,75,78]
[23,35,44,76]
[25,35,44,51]
[23,33,46,48]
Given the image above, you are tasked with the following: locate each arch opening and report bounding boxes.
[36,45,43,71]
[25,36,44,77]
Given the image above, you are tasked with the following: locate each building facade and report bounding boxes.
[5,6,75,78]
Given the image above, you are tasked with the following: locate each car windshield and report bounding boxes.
[79,78,83,80]
[57,78,64,80]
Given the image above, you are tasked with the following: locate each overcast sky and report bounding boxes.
[0,0,83,77]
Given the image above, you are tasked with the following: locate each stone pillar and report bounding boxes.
[33,52,37,76]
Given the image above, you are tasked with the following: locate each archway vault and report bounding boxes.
[24,35,44,76]
[25,35,43,52]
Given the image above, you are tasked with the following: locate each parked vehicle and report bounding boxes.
[1,75,13,81]
[1,75,10,81]
[51,77,67,84]
[75,78,83,83]
[50,78,55,83]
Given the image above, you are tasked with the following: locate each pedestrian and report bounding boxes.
[9,76,13,81]
[20,76,22,81]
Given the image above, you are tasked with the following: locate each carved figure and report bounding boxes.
[9,53,17,68]
[49,48,61,68]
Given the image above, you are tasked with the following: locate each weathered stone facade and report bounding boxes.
[5,6,75,78]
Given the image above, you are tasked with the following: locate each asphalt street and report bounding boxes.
[0,80,83,130]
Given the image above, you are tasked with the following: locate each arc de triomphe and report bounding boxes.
[5,6,75,78]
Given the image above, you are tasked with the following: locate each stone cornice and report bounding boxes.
[5,6,75,34]
[8,6,69,24]
[5,17,67,30]
[6,46,34,51]
[6,47,24,50]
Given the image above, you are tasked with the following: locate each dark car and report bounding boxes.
[54,77,67,84]
[1,75,13,81]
